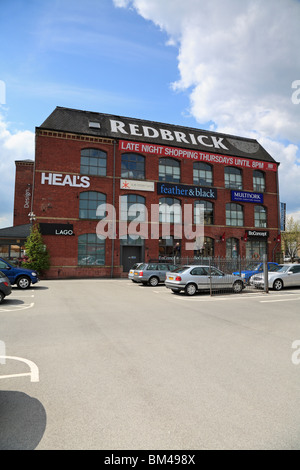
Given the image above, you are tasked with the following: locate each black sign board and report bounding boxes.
[157,182,217,199]
[246,230,269,239]
[39,223,74,236]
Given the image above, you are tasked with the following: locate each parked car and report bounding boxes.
[249,264,283,287]
[128,262,143,282]
[233,262,279,284]
[249,264,300,290]
[132,262,177,286]
[0,270,12,303]
[165,265,244,296]
[0,257,39,289]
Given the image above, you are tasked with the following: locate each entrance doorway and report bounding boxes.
[121,245,143,272]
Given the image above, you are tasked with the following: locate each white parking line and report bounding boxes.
[260,297,300,303]
[0,302,35,312]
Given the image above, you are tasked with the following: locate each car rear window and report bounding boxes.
[172,266,190,274]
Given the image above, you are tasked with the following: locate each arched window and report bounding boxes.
[224,166,242,189]
[226,203,244,226]
[79,191,106,219]
[120,194,146,221]
[194,237,214,257]
[159,197,181,223]
[159,158,180,183]
[193,162,213,186]
[78,233,105,266]
[254,205,267,228]
[253,170,265,192]
[226,237,239,258]
[121,153,145,180]
[194,200,214,225]
[80,148,107,176]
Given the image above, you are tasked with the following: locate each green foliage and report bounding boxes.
[22,224,50,274]
[282,216,300,261]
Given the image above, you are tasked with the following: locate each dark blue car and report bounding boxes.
[233,262,279,284]
[0,257,39,289]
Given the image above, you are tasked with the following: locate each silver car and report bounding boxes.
[165,265,244,295]
[250,264,300,290]
[132,262,177,286]
[128,263,143,282]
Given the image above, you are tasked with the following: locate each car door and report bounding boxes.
[209,267,228,289]
[189,267,209,290]
[288,265,300,286]
[0,259,13,283]
[157,264,169,282]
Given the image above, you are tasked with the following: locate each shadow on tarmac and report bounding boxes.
[0,391,46,450]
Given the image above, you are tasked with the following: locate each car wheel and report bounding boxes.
[17,276,31,289]
[149,276,159,287]
[273,278,283,291]
[0,291,4,303]
[233,280,243,293]
[185,283,197,296]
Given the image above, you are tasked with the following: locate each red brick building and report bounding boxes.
[10,106,281,278]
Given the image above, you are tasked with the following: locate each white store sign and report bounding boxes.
[120,179,154,192]
[41,172,90,188]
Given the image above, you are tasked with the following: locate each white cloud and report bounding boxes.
[0,113,34,228]
[114,0,300,215]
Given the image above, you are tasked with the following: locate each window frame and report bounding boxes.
[226,202,244,226]
[224,166,243,190]
[121,152,145,180]
[159,157,181,183]
[80,148,107,177]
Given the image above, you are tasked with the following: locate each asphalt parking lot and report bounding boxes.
[0,279,300,450]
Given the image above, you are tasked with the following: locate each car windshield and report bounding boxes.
[245,263,260,271]
[276,265,291,273]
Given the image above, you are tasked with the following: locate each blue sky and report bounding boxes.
[1,0,300,228]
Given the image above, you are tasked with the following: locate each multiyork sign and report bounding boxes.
[41,173,90,188]
[39,223,74,236]
[157,182,217,199]
[231,190,263,204]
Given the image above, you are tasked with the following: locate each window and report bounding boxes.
[194,237,214,257]
[253,170,265,192]
[121,153,145,180]
[290,265,300,274]
[226,203,244,226]
[159,236,181,258]
[159,197,181,223]
[226,238,239,258]
[246,240,267,259]
[78,234,105,266]
[224,166,242,189]
[120,194,146,221]
[193,162,213,186]
[159,158,180,183]
[254,205,267,228]
[194,200,214,225]
[80,148,107,177]
[79,191,106,219]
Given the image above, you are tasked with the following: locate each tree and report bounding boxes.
[23,224,50,275]
[282,216,300,261]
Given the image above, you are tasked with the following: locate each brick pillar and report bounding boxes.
[13,160,34,226]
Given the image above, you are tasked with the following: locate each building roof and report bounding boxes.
[0,224,32,239]
[38,106,277,164]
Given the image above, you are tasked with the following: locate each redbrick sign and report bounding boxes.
[119,140,277,172]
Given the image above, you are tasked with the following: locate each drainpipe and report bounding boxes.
[111,140,117,278]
